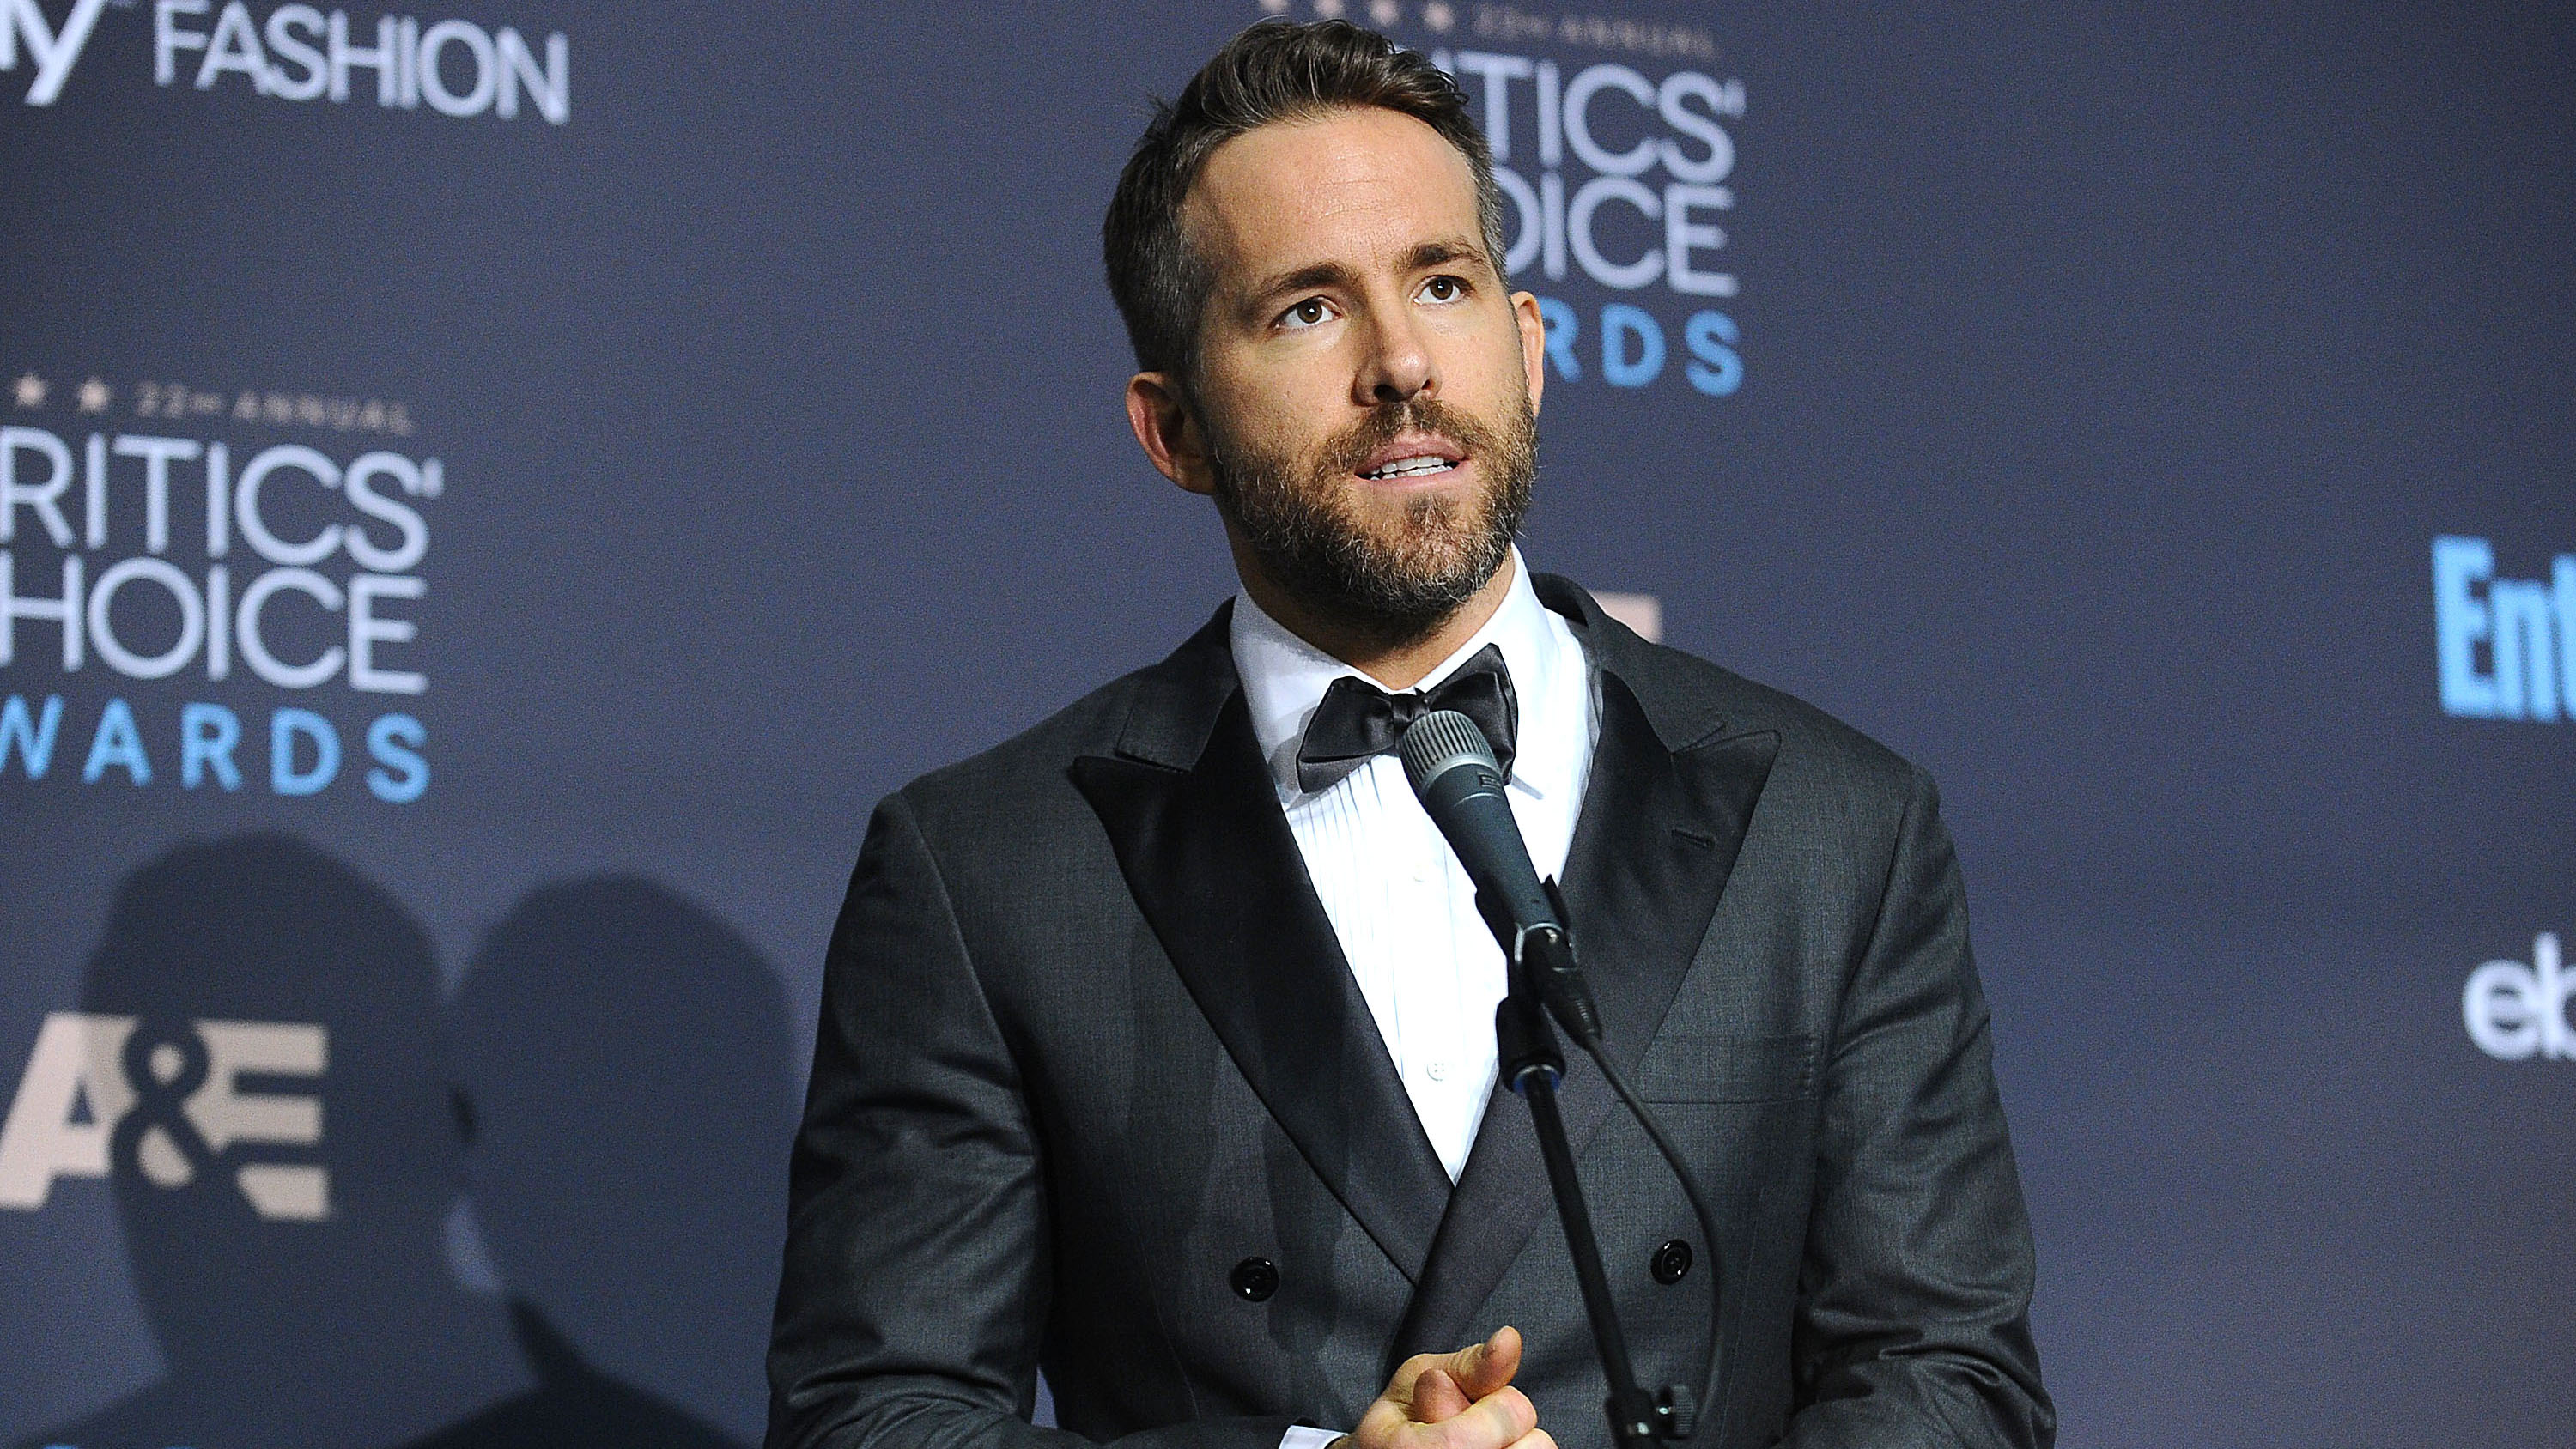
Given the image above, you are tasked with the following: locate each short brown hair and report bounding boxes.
[1102,19,1506,381]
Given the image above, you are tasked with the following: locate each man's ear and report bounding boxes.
[1127,373,1217,496]
[1511,291,1546,415]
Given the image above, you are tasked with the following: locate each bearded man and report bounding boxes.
[768,20,2050,1449]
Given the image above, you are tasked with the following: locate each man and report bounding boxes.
[769,20,2049,1449]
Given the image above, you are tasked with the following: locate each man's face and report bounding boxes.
[1150,106,1547,640]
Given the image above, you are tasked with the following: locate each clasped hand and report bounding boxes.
[1342,1326,1554,1449]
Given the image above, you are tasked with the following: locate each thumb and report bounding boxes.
[1447,1325,1522,1402]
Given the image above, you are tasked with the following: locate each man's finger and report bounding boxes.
[1409,1366,1469,1422]
[1448,1325,1522,1402]
[1428,1385,1534,1449]
[1503,1429,1558,1449]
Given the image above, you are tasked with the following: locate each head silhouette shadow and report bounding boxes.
[438,876,797,1448]
[20,833,529,1449]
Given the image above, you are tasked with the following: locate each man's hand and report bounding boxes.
[1344,1326,1552,1449]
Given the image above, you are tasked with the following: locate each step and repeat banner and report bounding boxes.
[2,2,2567,1446]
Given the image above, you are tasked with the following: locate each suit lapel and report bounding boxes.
[1393,586,1780,1362]
[1069,609,1453,1283]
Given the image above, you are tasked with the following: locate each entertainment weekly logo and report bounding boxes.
[2433,536,2575,724]
[1,0,568,121]
[1288,0,1747,399]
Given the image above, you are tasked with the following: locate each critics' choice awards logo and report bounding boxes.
[2433,536,2575,724]
[2,424,434,802]
[1306,1,1745,399]
[1,0,568,120]
[2464,934,2573,1062]
[1433,39,1746,398]
[0,1013,329,1220]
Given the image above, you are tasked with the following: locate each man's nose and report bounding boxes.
[1356,308,1435,406]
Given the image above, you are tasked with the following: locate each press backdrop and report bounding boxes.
[3,3,2571,1446]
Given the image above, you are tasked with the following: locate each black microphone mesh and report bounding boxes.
[1397,709,1498,795]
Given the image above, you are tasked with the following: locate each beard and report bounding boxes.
[1203,390,1538,647]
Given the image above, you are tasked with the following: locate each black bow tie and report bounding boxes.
[1294,643,1519,794]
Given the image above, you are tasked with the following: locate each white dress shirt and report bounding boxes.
[1231,549,1600,1184]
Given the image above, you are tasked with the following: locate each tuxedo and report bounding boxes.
[1230,553,1596,1186]
[767,577,2051,1449]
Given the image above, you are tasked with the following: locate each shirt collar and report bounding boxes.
[1231,548,1577,802]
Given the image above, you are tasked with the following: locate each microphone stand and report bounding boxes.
[1486,905,1696,1449]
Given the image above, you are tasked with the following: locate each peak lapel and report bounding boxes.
[1068,615,1452,1283]
[1392,642,1779,1364]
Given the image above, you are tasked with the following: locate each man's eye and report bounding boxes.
[1281,298,1331,328]
[1419,276,1467,302]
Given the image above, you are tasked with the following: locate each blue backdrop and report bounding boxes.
[3,3,2570,1446]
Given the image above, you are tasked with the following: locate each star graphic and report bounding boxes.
[76,377,111,413]
[1369,0,1400,24]
[1424,1,1456,31]
[1313,0,1345,17]
[11,373,43,409]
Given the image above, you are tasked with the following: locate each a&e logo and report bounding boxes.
[2462,933,2574,1062]
[0,1011,328,1217]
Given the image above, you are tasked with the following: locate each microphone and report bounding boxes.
[1397,709,1602,1044]
[1402,709,1728,1444]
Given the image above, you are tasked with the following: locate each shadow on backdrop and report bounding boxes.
[437,876,799,1448]
[15,834,531,1449]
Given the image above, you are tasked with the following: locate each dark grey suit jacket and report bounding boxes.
[769,577,2050,1449]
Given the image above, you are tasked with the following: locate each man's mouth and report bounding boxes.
[1360,455,1458,479]
[1354,435,1467,481]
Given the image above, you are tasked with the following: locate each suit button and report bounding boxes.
[1230,1256,1279,1302]
[1650,1239,1692,1285]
